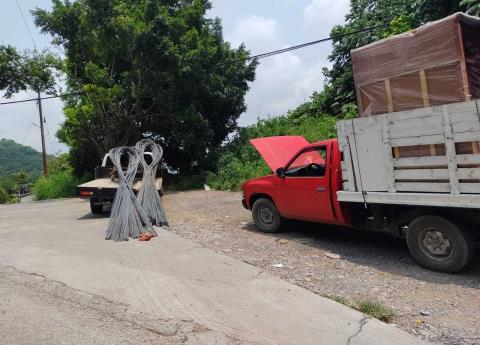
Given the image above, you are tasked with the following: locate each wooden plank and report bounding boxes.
[391,135,444,147]
[457,153,480,165]
[390,124,443,139]
[472,141,479,156]
[443,106,460,194]
[396,182,450,193]
[382,116,396,192]
[393,155,447,168]
[394,169,449,180]
[454,131,480,143]
[457,168,480,180]
[385,78,394,113]
[337,121,356,192]
[457,22,472,101]
[459,183,480,194]
[390,115,441,131]
[419,69,430,107]
[452,121,480,133]
[337,191,480,209]
[393,147,400,158]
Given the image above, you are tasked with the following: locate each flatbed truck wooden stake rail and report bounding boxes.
[242,100,480,273]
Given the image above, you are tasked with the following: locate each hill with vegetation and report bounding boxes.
[0,138,42,177]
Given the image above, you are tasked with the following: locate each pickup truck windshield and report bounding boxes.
[285,147,326,177]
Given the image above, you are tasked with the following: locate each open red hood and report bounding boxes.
[250,136,309,171]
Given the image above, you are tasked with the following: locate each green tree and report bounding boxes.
[461,0,480,15]
[33,0,256,176]
[0,46,25,97]
[0,46,60,97]
[0,186,9,204]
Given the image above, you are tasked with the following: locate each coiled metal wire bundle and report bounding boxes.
[135,139,169,227]
[105,146,157,241]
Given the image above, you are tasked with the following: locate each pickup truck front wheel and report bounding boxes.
[406,215,474,273]
[252,198,281,233]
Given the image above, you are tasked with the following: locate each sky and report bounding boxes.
[0,0,349,154]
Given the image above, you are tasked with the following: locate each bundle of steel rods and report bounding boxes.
[135,139,169,227]
[105,146,157,241]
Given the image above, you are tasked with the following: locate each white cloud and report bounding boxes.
[227,15,331,126]
[303,0,350,38]
[228,15,281,52]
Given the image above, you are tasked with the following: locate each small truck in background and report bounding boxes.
[77,153,162,214]
[242,101,480,273]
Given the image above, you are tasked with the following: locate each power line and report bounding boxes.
[0,92,82,106]
[0,22,390,106]
[14,0,36,49]
[222,22,390,65]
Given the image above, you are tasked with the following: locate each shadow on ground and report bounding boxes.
[242,221,480,288]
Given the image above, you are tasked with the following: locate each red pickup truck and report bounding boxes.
[241,135,478,273]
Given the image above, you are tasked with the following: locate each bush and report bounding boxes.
[164,172,208,191]
[206,113,338,191]
[0,186,9,204]
[33,171,80,200]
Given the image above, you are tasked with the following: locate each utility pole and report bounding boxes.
[37,91,48,177]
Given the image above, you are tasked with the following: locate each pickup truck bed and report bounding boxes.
[337,100,480,208]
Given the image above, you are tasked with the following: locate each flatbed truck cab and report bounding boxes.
[242,135,477,273]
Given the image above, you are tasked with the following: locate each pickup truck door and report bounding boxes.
[275,145,335,223]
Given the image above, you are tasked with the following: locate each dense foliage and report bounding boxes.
[33,171,80,200]
[33,153,85,200]
[0,171,31,204]
[0,138,42,177]
[206,94,339,191]
[0,46,60,97]
[207,0,480,191]
[33,0,256,177]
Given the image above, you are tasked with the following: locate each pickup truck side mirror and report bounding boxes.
[276,167,286,178]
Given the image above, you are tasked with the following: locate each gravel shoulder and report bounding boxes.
[165,190,480,345]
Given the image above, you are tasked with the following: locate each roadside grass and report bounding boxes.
[33,171,80,200]
[355,298,395,322]
[325,295,395,323]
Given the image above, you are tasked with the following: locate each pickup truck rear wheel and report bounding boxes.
[90,199,104,214]
[406,215,474,273]
[252,198,281,233]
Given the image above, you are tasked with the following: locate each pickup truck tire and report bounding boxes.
[252,198,282,233]
[406,215,474,273]
[90,199,104,214]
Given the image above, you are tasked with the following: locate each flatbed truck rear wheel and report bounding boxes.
[90,198,104,214]
[406,215,475,273]
[252,197,282,233]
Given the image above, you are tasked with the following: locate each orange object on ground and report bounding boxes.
[139,232,154,241]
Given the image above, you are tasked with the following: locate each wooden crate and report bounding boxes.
[338,100,480,195]
[352,13,480,117]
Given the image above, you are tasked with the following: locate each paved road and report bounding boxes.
[0,199,430,345]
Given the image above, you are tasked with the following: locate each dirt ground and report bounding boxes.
[164,190,480,345]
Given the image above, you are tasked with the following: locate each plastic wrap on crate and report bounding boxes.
[352,12,480,117]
